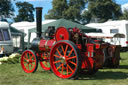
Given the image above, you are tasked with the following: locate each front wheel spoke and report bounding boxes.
[32,60,36,62]
[25,64,29,70]
[56,64,63,71]
[66,56,76,60]
[23,61,27,64]
[23,57,29,61]
[53,60,61,64]
[25,53,28,59]
[30,55,34,60]
[31,63,35,68]
[68,60,77,66]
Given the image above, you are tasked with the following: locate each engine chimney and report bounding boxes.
[36,7,42,38]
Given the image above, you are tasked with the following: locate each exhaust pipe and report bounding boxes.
[31,7,43,51]
[36,7,43,38]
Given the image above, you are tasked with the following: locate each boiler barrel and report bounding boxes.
[39,39,56,51]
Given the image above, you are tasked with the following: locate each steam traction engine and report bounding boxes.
[21,7,120,79]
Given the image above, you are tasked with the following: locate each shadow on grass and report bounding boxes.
[119,65,128,69]
[37,70,53,74]
[78,71,128,80]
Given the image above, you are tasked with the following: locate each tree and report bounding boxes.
[82,0,122,23]
[45,0,85,23]
[0,0,14,20]
[45,0,68,19]
[119,10,128,20]
[15,2,34,22]
[64,0,85,22]
[81,10,92,24]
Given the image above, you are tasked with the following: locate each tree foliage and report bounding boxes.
[82,0,122,23]
[45,0,85,23]
[14,2,34,22]
[119,10,128,20]
[0,0,14,20]
[45,0,68,19]
[46,0,122,23]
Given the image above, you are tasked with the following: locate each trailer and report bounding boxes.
[0,22,13,56]
[86,20,128,51]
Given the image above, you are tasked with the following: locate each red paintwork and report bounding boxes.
[55,27,70,41]
[126,41,128,44]
[21,26,111,79]
[39,39,56,51]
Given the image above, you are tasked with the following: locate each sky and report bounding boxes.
[12,0,128,21]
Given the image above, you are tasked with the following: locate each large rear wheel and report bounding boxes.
[50,40,81,79]
[21,50,38,73]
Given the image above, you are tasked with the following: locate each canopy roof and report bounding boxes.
[29,19,99,33]
[10,26,25,34]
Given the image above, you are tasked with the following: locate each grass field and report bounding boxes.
[0,52,128,85]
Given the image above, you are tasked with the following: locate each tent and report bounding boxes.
[27,19,98,48]
[29,19,97,33]
[11,20,56,42]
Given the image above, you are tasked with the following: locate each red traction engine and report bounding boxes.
[21,7,118,79]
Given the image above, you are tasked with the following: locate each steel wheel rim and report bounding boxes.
[50,42,78,79]
[40,52,50,71]
[21,50,37,73]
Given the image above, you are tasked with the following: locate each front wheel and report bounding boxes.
[21,50,38,73]
[50,40,81,79]
[40,52,51,71]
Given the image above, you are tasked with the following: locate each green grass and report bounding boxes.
[0,52,128,85]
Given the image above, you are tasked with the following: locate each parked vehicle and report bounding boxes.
[86,20,128,51]
[0,22,13,56]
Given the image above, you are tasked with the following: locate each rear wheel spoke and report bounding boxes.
[57,48,62,56]
[54,54,60,58]
[53,60,61,64]
[68,49,73,57]
[66,56,76,60]
[67,64,73,72]
[61,64,64,74]
[57,64,63,71]
[61,45,65,54]
[68,60,77,66]
[64,45,68,56]
[66,66,69,75]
